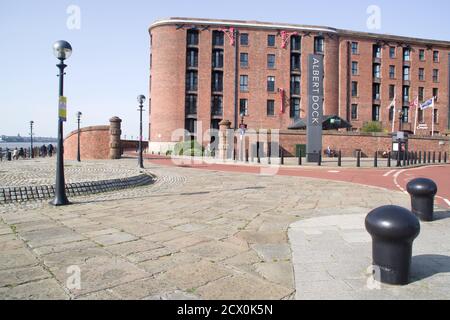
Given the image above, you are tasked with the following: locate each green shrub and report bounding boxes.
[174,140,204,156]
[361,121,383,133]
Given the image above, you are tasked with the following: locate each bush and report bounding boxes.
[174,140,204,157]
[361,121,383,133]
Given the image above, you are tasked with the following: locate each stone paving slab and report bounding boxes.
[1,157,442,300]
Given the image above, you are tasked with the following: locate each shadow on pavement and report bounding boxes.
[410,254,450,283]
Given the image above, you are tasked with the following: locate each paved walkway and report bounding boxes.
[1,158,449,300]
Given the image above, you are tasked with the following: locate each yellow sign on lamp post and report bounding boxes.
[59,96,67,122]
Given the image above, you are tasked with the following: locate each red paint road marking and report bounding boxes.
[136,154,450,209]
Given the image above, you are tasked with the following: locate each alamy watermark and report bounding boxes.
[366,5,382,30]
[66,5,81,30]
[66,265,81,290]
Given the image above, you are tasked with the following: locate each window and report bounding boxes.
[352,61,358,75]
[403,86,410,103]
[351,42,359,55]
[239,99,248,116]
[434,109,439,124]
[351,104,358,120]
[419,68,425,81]
[290,75,301,95]
[433,51,439,63]
[212,71,223,92]
[418,87,425,102]
[291,35,301,51]
[212,30,224,46]
[212,49,223,68]
[403,48,411,61]
[403,66,410,81]
[291,53,301,71]
[373,45,382,58]
[267,54,276,69]
[187,30,199,46]
[267,100,275,116]
[268,35,276,47]
[433,88,439,101]
[419,49,425,61]
[351,81,358,97]
[240,33,249,46]
[187,49,198,68]
[267,76,276,92]
[402,107,409,123]
[389,47,396,58]
[372,105,380,121]
[290,98,300,119]
[240,53,248,68]
[373,64,381,79]
[418,109,424,123]
[186,71,198,91]
[389,106,395,122]
[389,65,396,79]
[240,75,248,92]
[185,95,197,114]
[314,37,324,54]
[389,85,396,100]
[211,95,223,116]
[433,69,439,82]
[373,84,380,100]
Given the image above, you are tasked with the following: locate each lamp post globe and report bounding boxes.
[51,40,72,206]
[53,40,72,60]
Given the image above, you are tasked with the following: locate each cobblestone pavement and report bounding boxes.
[0,158,444,300]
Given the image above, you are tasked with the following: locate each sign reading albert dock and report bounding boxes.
[307,54,324,162]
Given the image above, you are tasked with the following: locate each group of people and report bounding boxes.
[0,144,55,161]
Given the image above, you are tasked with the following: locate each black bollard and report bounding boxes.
[424,151,427,164]
[357,151,361,168]
[445,152,448,163]
[338,150,342,167]
[406,178,438,222]
[433,152,436,164]
[403,151,407,167]
[418,151,422,164]
[280,148,284,166]
[428,151,431,164]
[387,152,391,168]
[7,151,12,161]
[374,152,378,168]
[415,151,418,165]
[439,152,442,164]
[365,206,420,285]
[298,150,302,166]
[245,149,249,163]
[318,153,322,166]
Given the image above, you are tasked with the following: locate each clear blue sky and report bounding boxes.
[1,0,449,138]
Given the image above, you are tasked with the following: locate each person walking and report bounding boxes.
[13,148,19,160]
[48,144,54,157]
[18,147,24,159]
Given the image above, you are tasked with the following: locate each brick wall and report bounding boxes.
[64,126,110,160]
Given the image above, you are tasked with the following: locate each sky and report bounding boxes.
[1,0,450,138]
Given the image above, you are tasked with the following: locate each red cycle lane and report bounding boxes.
[140,154,450,209]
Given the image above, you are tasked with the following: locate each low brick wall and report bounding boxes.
[241,130,450,157]
[121,140,149,152]
[64,126,110,160]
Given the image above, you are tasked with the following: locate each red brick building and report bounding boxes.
[148,17,450,152]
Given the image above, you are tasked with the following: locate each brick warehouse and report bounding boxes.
[148,17,450,152]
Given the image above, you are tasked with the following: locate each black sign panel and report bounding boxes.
[307,54,324,162]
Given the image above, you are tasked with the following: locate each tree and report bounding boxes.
[361,121,383,133]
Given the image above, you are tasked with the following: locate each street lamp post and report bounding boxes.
[51,40,72,206]
[30,121,34,159]
[137,95,146,169]
[76,111,82,162]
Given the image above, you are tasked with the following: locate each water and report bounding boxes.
[0,142,33,150]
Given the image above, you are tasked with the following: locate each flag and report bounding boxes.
[420,98,434,110]
[409,96,419,108]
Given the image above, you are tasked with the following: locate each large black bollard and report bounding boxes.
[387,152,391,168]
[428,151,431,164]
[438,152,442,164]
[365,206,420,285]
[374,152,378,168]
[318,153,322,166]
[298,150,302,166]
[280,148,284,165]
[433,152,436,164]
[245,149,249,163]
[406,178,438,222]
[337,150,342,167]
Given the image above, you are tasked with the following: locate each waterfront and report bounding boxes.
[0,142,55,150]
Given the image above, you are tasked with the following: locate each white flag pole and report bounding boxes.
[414,96,418,135]
[431,97,435,137]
